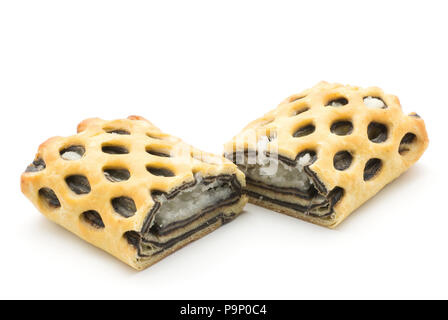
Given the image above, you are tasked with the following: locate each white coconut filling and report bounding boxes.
[61,151,82,161]
[329,101,345,107]
[153,175,234,229]
[363,96,385,109]
[241,153,313,192]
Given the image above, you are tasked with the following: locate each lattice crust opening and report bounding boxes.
[224,81,429,228]
[21,116,246,270]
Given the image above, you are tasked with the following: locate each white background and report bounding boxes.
[0,0,447,299]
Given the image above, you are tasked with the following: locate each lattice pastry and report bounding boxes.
[21,116,247,270]
[224,82,428,228]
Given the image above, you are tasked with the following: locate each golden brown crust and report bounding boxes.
[224,82,429,227]
[21,116,247,269]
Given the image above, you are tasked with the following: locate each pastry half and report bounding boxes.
[224,82,428,228]
[21,116,247,270]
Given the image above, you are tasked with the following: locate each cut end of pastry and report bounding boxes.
[123,173,245,267]
[21,116,247,270]
[225,151,343,227]
[224,82,429,227]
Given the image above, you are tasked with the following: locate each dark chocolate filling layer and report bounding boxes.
[245,177,317,199]
[25,158,46,173]
[246,188,343,219]
[125,212,237,258]
[104,168,131,182]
